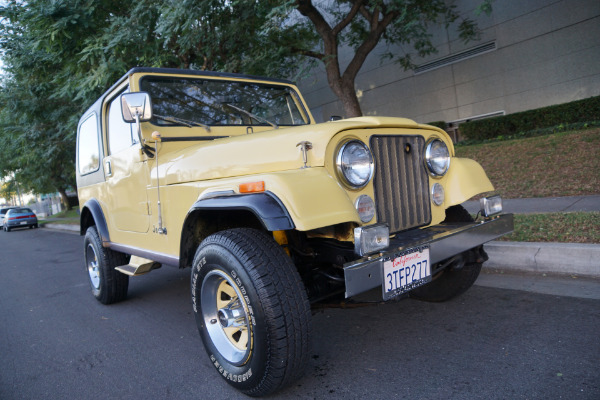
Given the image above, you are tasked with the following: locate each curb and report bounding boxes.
[484,241,600,278]
[42,223,79,233]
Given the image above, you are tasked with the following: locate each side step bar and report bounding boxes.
[115,256,161,276]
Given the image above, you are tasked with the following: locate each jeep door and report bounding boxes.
[102,88,150,233]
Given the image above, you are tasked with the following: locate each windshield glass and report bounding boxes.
[140,76,309,127]
[11,208,32,214]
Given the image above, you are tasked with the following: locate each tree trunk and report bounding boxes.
[58,188,71,211]
[339,79,363,117]
[326,75,363,118]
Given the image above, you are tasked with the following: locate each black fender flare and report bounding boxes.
[80,199,110,245]
[178,191,295,268]
[189,191,295,231]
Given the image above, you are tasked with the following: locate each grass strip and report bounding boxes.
[498,212,600,244]
[39,208,80,226]
[455,128,600,198]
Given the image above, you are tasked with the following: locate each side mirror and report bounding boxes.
[121,92,152,122]
[121,92,154,157]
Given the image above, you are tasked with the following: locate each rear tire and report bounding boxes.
[191,228,311,397]
[410,205,484,302]
[84,226,129,304]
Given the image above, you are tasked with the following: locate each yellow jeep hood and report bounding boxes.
[164,116,423,185]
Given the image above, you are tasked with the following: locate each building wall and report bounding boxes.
[297,0,600,125]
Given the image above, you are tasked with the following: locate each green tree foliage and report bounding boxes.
[0,180,18,204]
[0,0,490,204]
[0,0,142,207]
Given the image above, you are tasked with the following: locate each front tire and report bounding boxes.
[84,226,129,304]
[410,205,485,302]
[191,228,311,397]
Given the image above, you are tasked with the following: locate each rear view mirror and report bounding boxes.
[121,92,152,122]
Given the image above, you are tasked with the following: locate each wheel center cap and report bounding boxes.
[218,308,233,328]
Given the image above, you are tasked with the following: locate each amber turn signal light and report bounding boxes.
[239,181,265,193]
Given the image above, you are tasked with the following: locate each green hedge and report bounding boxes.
[460,95,600,141]
[425,121,447,130]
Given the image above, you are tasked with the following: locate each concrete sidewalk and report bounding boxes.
[462,194,600,214]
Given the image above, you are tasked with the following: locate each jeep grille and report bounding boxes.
[370,135,431,233]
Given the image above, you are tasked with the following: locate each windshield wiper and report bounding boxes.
[154,114,211,132]
[225,103,279,129]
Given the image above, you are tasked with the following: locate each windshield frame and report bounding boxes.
[138,75,312,129]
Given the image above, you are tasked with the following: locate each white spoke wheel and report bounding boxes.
[191,228,311,397]
[83,226,129,304]
[86,243,101,290]
[201,270,251,365]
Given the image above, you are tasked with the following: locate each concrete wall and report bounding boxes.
[297,0,600,124]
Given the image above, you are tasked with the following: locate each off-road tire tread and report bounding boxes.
[197,228,311,397]
[85,226,129,304]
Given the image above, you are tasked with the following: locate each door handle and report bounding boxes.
[104,160,112,177]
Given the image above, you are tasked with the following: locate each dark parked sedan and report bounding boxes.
[3,207,38,232]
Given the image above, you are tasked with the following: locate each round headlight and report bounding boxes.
[336,140,374,189]
[425,139,450,177]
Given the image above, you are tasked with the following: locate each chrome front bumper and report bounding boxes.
[343,214,514,298]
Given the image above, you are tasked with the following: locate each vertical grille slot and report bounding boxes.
[370,136,431,233]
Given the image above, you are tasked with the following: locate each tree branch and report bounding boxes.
[342,10,398,83]
[296,0,333,40]
[332,0,364,36]
[358,5,371,21]
[291,47,325,60]
[371,8,380,30]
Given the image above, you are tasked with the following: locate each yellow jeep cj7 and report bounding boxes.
[76,67,513,396]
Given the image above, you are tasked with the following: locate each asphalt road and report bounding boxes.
[1,228,599,400]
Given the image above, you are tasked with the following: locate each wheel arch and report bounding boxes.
[178,192,295,269]
[80,198,110,245]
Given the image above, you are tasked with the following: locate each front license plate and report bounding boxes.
[382,246,431,300]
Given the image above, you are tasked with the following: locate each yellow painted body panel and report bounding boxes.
[104,146,150,233]
[249,169,359,231]
[444,158,495,206]
[149,169,356,256]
